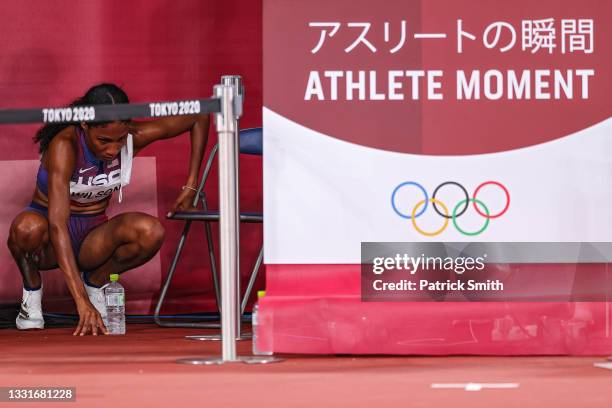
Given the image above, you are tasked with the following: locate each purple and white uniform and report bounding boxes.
[27,127,133,255]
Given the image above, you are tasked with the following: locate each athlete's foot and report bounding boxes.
[16,286,45,330]
[82,273,108,323]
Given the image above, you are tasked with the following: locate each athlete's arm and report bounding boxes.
[130,114,210,215]
[46,133,107,336]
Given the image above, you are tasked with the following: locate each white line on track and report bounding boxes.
[594,362,612,370]
[431,383,520,391]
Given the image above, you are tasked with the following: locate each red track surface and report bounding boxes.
[1,324,611,408]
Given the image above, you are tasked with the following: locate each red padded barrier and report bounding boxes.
[260,265,612,355]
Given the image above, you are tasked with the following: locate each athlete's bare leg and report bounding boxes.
[77,212,165,286]
[7,211,58,288]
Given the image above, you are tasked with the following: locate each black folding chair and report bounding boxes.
[154,127,263,328]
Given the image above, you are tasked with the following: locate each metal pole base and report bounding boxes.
[241,356,284,364]
[184,333,252,341]
[176,357,242,365]
[176,356,283,365]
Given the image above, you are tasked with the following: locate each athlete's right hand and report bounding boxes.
[74,300,108,336]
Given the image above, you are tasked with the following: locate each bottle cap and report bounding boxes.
[110,274,119,282]
[257,290,266,298]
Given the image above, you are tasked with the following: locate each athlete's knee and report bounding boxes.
[133,216,165,251]
[8,213,48,253]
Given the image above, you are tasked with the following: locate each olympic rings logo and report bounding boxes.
[391,181,510,236]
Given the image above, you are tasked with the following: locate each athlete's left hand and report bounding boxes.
[167,187,197,217]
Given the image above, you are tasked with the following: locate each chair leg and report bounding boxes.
[154,220,222,329]
[201,191,221,310]
[241,246,264,315]
[154,220,192,327]
[204,220,221,311]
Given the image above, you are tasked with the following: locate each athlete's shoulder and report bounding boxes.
[127,121,145,135]
[44,126,78,172]
[47,126,78,153]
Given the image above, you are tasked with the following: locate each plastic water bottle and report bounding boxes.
[252,290,272,355]
[105,274,125,335]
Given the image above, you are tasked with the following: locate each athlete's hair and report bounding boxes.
[33,83,130,154]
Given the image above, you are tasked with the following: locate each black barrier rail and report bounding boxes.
[0,97,221,124]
